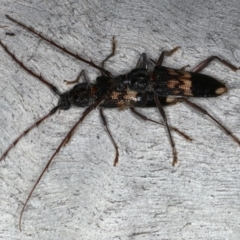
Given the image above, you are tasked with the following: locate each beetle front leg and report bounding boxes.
[101,37,116,71]
[63,70,90,85]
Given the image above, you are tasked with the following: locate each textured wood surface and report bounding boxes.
[0,1,240,239]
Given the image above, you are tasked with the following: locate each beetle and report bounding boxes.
[1,14,240,230]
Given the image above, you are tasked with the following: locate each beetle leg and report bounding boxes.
[178,97,240,146]
[192,56,240,72]
[156,46,181,66]
[99,108,119,166]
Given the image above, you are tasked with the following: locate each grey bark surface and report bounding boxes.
[0,1,240,239]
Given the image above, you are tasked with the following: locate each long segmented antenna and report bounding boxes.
[0,40,60,95]
[5,14,113,78]
[0,107,58,162]
[18,94,109,231]
[0,34,115,230]
[0,39,62,163]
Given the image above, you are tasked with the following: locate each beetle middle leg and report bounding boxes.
[154,94,178,166]
[129,107,193,141]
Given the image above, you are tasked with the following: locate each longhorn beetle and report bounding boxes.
[1,15,240,230]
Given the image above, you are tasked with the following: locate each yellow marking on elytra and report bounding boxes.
[215,87,227,95]
[179,79,192,88]
[179,79,193,96]
[167,80,179,88]
[111,90,139,108]
[167,78,193,96]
